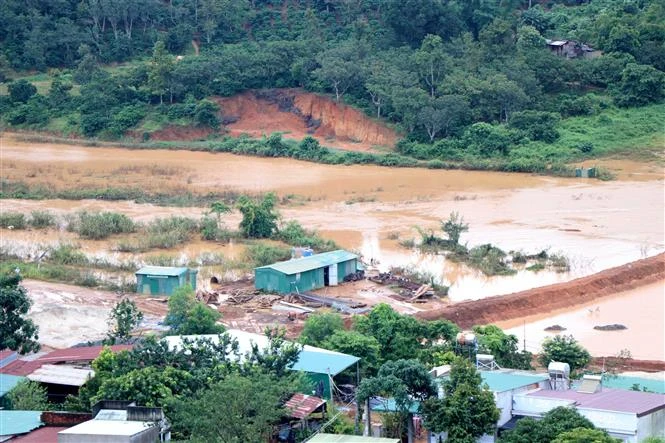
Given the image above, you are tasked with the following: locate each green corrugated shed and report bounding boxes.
[255,250,359,294]
[135,266,198,296]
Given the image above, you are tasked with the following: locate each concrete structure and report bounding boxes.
[135,266,197,296]
[58,402,170,443]
[254,250,359,294]
[165,329,360,399]
[514,387,665,442]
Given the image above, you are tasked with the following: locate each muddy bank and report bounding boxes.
[215,89,399,151]
[588,357,665,373]
[416,253,665,328]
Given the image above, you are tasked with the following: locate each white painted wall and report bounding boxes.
[637,408,665,441]
[512,394,573,416]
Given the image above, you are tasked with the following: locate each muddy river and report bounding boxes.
[2,134,664,357]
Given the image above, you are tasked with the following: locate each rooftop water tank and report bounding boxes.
[548,361,570,378]
[456,332,477,346]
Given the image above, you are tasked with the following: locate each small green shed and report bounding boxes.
[135,266,197,296]
[255,250,359,294]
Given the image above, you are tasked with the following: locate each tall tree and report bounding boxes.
[299,312,344,346]
[539,335,591,373]
[314,41,365,102]
[105,298,143,344]
[0,274,40,354]
[415,34,448,98]
[148,40,175,104]
[236,193,279,239]
[422,357,499,443]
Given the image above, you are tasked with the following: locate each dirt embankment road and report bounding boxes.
[417,253,665,328]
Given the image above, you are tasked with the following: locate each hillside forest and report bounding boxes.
[0,0,664,173]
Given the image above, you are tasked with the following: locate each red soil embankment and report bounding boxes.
[588,357,665,372]
[215,89,399,152]
[416,253,665,329]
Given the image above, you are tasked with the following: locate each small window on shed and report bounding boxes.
[296,273,301,282]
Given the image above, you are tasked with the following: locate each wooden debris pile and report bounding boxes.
[369,272,435,302]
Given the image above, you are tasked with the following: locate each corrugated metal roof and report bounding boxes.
[164,330,359,376]
[370,397,420,414]
[307,433,399,442]
[12,426,67,442]
[0,373,25,397]
[58,419,155,437]
[480,371,548,393]
[0,349,17,368]
[94,409,128,421]
[27,364,93,387]
[135,266,188,276]
[0,411,42,437]
[1,345,132,377]
[527,387,665,416]
[284,393,326,419]
[257,250,358,275]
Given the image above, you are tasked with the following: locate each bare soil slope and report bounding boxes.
[417,253,665,328]
[215,89,399,151]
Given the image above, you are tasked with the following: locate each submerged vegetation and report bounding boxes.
[411,212,570,276]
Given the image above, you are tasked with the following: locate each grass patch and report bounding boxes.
[69,211,136,240]
[274,220,337,252]
[144,216,199,249]
[0,212,26,229]
[29,210,57,228]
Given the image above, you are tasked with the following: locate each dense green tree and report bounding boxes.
[8,79,37,103]
[415,34,448,98]
[500,407,597,443]
[472,325,533,370]
[314,41,365,102]
[299,312,344,346]
[4,380,48,410]
[539,335,591,372]
[236,193,279,239]
[552,427,620,443]
[94,366,193,407]
[422,357,499,443]
[323,330,381,378]
[194,99,221,129]
[509,110,560,142]
[105,298,143,344]
[0,274,40,354]
[614,63,665,107]
[164,285,223,335]
[170,372,298,442]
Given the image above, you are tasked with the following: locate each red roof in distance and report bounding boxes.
[284,393,326,420]
[0,345,132,376]
[11,426,68,443]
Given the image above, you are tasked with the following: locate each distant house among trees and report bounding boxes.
[545,39,600,59]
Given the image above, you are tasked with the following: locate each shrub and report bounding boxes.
[29,210,57,228]
[73,211,136,240]
[8,80,37,103]
[275,220,337,251]
[145,216,198,249]
[0,212,26,229]
[244,243,291,267]
[509,110,560,143]
[49,243,88,265]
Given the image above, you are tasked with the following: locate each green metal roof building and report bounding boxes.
[135,266,197,296]
[254,250,359,294]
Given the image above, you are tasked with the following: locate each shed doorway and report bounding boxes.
[324,266,329,286]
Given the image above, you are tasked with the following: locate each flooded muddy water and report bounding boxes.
[498,281,665,361]
[2,134,664,351]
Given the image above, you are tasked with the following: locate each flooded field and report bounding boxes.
[2,134,664,356]
[499,281,665,361]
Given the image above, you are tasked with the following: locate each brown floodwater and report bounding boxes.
[498,281,665,361]
[2,133,664,299]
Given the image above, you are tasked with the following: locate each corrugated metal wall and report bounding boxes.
[255,258,358,294]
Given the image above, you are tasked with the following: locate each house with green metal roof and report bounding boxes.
[254,250,359,294]
[135,266,197,296]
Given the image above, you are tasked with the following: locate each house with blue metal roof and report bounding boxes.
[254,250,359,294]
[0,373,25,399]
[0,411,42,440]
[135,266,197,296]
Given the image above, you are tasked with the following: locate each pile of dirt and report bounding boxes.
[214,89,399,152]
[416,253,665,329]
